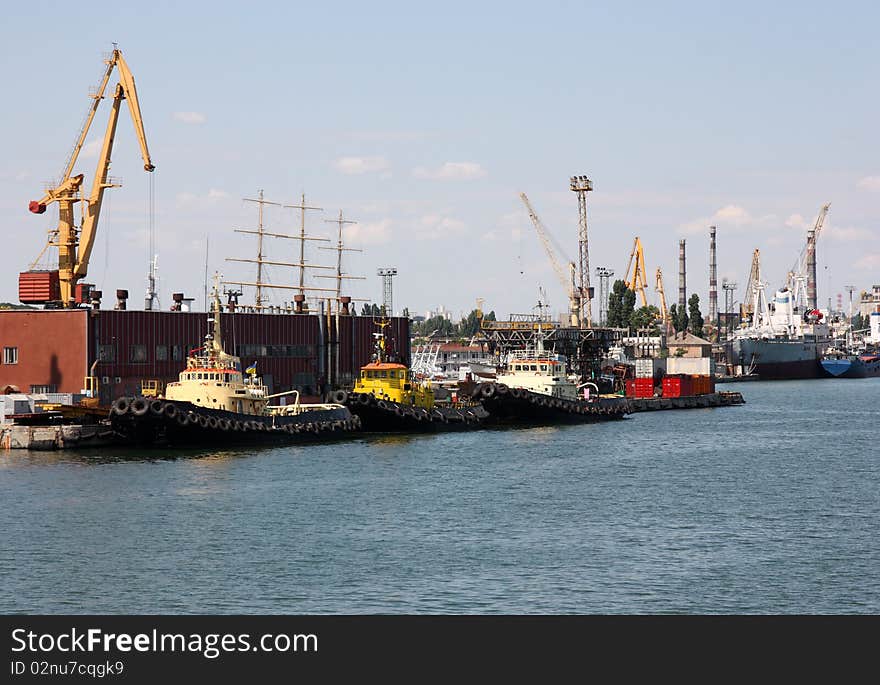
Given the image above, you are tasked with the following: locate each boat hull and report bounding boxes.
[727,337,825,380]
[820,354,880,379]
[474,382,630,425]
[343,392,487,432]
[109,396,358,446]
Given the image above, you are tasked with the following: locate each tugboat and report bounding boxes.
[110,280,358,445]
[474,336,630,425]
[335,319,487,431]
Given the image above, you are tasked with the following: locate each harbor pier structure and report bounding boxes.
[0,308,409,404]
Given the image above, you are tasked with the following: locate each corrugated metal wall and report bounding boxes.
[88,310,410,401]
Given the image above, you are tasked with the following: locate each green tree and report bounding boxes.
[607,280,636,328]
[688,293,704,337]
[672,302,689,333]
[630,305,661,333]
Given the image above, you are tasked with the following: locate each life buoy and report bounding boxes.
[131,398,149,416]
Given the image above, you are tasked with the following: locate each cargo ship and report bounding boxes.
[820,311,880,379]
[726,287,831,379]
[110,283,357,445]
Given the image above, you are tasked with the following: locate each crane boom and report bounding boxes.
[786,203,830,290]
[27,48,154,307]
[742,249,761,318]
[623,237,649,307]
[519,192,580,326]
[655,267,670,333]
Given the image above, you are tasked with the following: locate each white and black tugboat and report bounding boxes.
[338,319,487,432]
[474,337,630,424]
[109,281,359,445]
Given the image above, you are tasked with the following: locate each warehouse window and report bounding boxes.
[155,345,168,362]
[172,345,184,361]
[129,345,147,363]
[30,384,57,394]
[3,347,18,364]
[97,345,116,362]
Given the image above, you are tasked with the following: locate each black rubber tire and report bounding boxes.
[480,384,496,399]
[198,414,210,428]
[394,405,405,417]
[175,412,190,427]
[509,387,522,399]
[376,400,389,411]
[163,403,178,419]
[149,400,164,416]
[112,397,130,415]
[358,393,372,405]
[218,418,230,431]
[207,416,219,430]
[131,398,149,416]
[331,390,348,404]
[495,384,509,396]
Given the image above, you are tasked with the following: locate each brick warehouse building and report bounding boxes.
[0,309,410,404]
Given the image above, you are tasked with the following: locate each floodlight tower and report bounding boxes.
[570,175,593,327]
[377,267,398,316]
[722,278,737,337]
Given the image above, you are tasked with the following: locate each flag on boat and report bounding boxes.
[245,362,257,375]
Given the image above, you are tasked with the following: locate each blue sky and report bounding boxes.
[1,1,877,318]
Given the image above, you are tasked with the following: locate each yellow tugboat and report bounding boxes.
[109,279,359,445]
[333,319,486,431]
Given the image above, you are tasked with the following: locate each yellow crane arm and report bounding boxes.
[74,50,154,279]
[624,236,649,307]
[655,267,669,327]
[519,192,571,293]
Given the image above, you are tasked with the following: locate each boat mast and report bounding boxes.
[318,210,364,309]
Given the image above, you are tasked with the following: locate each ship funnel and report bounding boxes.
[115,289,128,310]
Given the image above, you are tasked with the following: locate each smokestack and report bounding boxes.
[709,226,717,325]
[678,239,687,310]
[115,289,128,311]
[806,229,817,310]
[90,290,102,310]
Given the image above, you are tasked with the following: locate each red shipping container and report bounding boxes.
[635,377,654,398]
[662,376,681,398]
[19,270,60,304]
[625,379,636,397]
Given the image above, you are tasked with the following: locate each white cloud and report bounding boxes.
[80,138,102,159]
[175,188,229,209]
[856,176,880,192]
[416,214,466,240]
[344,219,392,245]
[679,204,775,234]
[824,224,873,242]
[333,156,390,175]
[785,213,807,229]
[854,253,880,270]
[412,162,487,180]
[173,111,207,125]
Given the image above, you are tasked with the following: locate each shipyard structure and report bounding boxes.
[0,306,409,404]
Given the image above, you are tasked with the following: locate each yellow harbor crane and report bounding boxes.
[27,47,154,307]
[655,267,671,333]
[623,237,649,307]
[519,192,581,327]
[741,249,761,320]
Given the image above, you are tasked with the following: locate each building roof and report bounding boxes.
[668,331,712,346]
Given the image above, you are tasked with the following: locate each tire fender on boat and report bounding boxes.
[112,397,131,415]
[131,398,149,416]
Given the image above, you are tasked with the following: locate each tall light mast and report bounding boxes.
[570,175,593,326]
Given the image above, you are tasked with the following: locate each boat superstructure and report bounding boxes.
[109,279,357,444]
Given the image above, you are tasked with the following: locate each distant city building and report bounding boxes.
[858,285,880,318]
[424,305,453,321]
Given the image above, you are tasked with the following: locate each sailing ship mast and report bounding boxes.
[224,190,337,310]
[318,210,365,304]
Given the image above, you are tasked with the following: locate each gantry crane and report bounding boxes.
[655,267,671,333]
[623,237,649,307]
[519,192,581,327]
[26,47,154,307]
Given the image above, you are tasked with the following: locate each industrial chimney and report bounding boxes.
[806,229,817,310]
[678,239,687,310]
[115,289,128,311]
[709,226,717,326]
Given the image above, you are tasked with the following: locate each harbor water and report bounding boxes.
[2,379,878,614]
